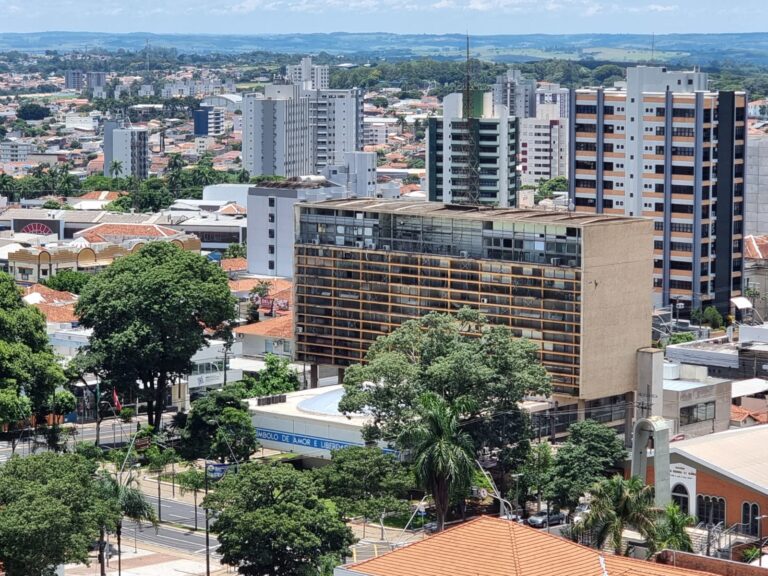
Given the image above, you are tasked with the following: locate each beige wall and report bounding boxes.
[663,379,732,438]
[577,218,654,401]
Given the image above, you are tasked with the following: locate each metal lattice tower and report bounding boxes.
[460,34,481,206]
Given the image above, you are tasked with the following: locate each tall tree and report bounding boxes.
[109,160,123,180]
[76,243,236,427]
[41,269,91,294]
[584,475,657,555]
[205,463,354,575]
[176,465,206,531]
[399,393,476,532]
[651,503,696,553]
[0,453,103,576]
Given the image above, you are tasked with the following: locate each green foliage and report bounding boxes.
[75,243,236,428]
[41,199,63,209]
[665,332,696,348]
[549,420,627,510]
[652,503,695,554]
[518,441,554,507]
[0,453,102,574]
[41,269,91,294]
[0,273,65,416]
[314,447,413,520]
[205,463,355,576]
[399,393,476,532]
[584,475,657,555]
[16,102,51,120]
[535,176,569,203]
[368,96,389,108]
[742,546,763,563]
[250,279,273,298]
[119,407,135,422]
[223,242,247,259]
[242,354,300,397]
[74,441,104,461]
[339,308,550,450]
[181,387,258,463]
[50,389,77,415]
[702,306,724,329]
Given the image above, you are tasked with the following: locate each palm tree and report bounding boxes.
[95,469,158,576]
[585,475,657,555]
[652,503,696,553]
[176,465,206,531]
[0,173,16,202]
[236,167,250,183]
[109,160,124,180]
[399,393,476,532]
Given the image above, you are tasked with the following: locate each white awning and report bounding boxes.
[731,296,753,310]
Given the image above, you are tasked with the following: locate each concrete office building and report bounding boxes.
[305,88,364,171]
[246,178,346,278]
[569,66,747,315]
[86,72,107,89]
[427,91,519,207]
[64,70,85,91]
[321,152,377,197]
[287,57,329,91]
[242,86,314,178]
[0,140,34,163]
[103,120,150,180]
[745,132,768,235]
[193,105,225,137]
[519,117,568,186]
[536,82,570,119]
[493,69,537,118]
[294,199,653,415]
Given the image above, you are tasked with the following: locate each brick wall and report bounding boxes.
[655,550,767,575]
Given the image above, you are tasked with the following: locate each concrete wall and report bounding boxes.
[662,379,732,438]
[745,136,768,236]
[578,218,654,400]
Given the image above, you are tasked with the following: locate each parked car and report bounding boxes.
[526,510,565,528]
[572,503,590,524]
[501,512,525,524]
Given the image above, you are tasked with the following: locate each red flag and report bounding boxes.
[113,389,122,412]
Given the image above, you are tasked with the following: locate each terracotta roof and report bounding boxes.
[228,278,292,297]
[22,284,78,305]
[343,516,717,576]
[76,223,179,243]
[217,203,247,215]
[234,313,293,339]
[79,191,122,201]
[34,302,78,324]
[221,257,247,272]
[745,235,768,260]
[730,405,752,423]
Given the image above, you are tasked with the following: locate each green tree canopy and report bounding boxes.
[243,353,300,397]
[75,243,236,427]
[205,463,355,575]
[0,453,104,575]
[16,102,51,121]
[314,446,413,520]
[223,242,247,259]
[41,269,91,294]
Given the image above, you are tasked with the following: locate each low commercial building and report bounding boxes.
[662,362,732,439]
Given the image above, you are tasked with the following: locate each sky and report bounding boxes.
[0,0,765,35]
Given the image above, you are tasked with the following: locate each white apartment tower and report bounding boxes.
[242,86,314,178]
[519,118,568,186]
[493,69,537,119]
[427,91,519,207]
[536,82,570,119]
[103,119,149,180]
[305,88,364,171]
[287,57,330,91]
[321,151,377,197]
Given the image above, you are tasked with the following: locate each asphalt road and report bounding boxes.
[143,493,205,530]
[122,519,221,558]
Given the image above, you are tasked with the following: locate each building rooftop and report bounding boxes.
[234,313,293,340]
[305,199,648,228]
[339,515,718,576]
[672,426,768,496]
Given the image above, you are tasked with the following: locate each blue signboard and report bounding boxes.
[256,428,363,453]
[205,462,230,480]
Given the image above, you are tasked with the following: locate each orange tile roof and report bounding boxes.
[745,235,768,260]
[228,278,292,297]
[221,257,247,272]
[23,284,78,305]
[234,313,293,339]
[343,516,717,576]
[34,302,78,324]
[77,223,179,243]
[217,203,247,215]
[730,405,752,423]
[79,190,122,201]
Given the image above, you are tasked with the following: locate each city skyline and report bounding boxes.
[1,0,767,35]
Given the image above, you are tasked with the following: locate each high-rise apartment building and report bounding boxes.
[65,70,85,91]
[305,88,364,171]
[493,69,537,118]
[103,120,149,180]
[427,91,519,207]
[321,151,377,197]
[569,66,746,314]
[294,199,653,409]
[536,82,570,119]
[86,71,107,89]
[242,86,314,178]
[519,118,568,186]
[193,105,226,137]
[287,57,330,90]
[745,132,768,236]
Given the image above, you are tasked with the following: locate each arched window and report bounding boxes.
[742,502,760,536]
[697,495,726,526]
[672,484,690,515]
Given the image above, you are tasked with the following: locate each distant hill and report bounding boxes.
[3,31,768,65]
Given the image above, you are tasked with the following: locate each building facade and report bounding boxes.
[86,71,107,89]
[193,105,226,137]
[519,117,568,186]
[305,88,364,171]
[321,151,377,197]
[427,91,519,207]
[286,57,329,91]
[64,70,85,90]
[103,120,150,180]
[569,66,746,315]
[294,199,653,408]
[242,86,314,178]
[536,82,570,119]
[745,132,768,236]
[493,69,537,118]
[0,140,34,163]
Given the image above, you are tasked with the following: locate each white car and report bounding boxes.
[572,503,590,524]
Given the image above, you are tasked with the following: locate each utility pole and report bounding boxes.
[205,463,211,576]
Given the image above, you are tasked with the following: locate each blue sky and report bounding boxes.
[0,0,764,34]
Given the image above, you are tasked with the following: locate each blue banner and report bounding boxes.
[255,427,397,455]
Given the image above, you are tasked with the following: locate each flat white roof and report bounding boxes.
[248,385,369,427]
[731,377,768,399]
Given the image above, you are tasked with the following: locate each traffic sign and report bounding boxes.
[206,462,230,480]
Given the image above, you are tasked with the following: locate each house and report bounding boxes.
[234,313,294,359]
[335,516,722,576]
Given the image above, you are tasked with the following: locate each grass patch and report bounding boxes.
[381,509,433,530]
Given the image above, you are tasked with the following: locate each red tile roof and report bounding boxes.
[745,235,768,260]
[228,278,292,298]
[343,516,717,576]
[34,303,78,324]
[78,190,122,201]
[23,284,78,305]
[77,223,179,243]
[234,313,293,339]
[221,257,247,272]
[217,203,247,215]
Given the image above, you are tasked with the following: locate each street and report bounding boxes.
[121,520,221,558]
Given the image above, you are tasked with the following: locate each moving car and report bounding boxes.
[526,510,565,528]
